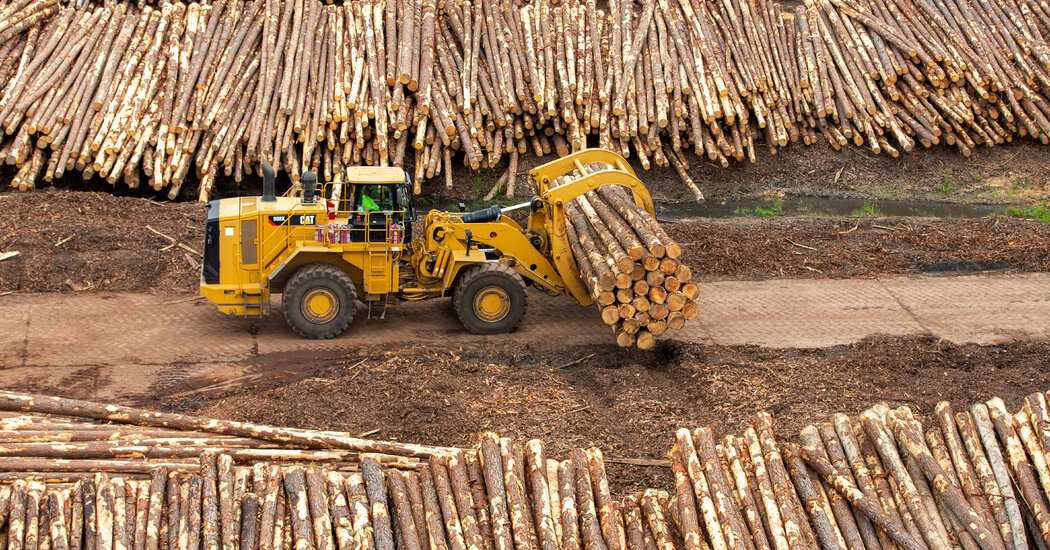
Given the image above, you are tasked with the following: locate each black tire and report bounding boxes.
[453,263,527,334]
[282,264,358,339]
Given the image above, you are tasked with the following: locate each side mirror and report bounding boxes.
[396,187,418,222]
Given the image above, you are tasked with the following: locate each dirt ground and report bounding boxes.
[668,216,1050,280]
[2,189,1048,293]
[199,140,1047,205]
[7,138,1048,206]
[0,191,202,293]
[171,335,1050,494]
[351,140,1050,205]
[650,138,1050,204]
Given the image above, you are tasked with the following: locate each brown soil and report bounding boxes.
[2,190,1047,293]
[0,190,204,293]
[669,215,1050,280]
[655,139,1050,204]
[174,335,1050,495]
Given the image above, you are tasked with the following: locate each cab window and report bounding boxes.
[357,185,395,212]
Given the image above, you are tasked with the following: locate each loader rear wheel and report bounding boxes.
[283,264,357,339]
[453,263,527,334]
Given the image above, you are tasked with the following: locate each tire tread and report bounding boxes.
[452,262,527,334]
[282,263,357,339]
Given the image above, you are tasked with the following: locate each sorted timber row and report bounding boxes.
[556,163,699,349]
[3,0,1050,200]
[668,393,1050,550]
[2,387,1050,550]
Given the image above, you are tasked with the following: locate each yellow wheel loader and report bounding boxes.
[199,149,656,338]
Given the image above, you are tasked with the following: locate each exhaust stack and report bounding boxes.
[301,171,317,204]
[261,161,276,202]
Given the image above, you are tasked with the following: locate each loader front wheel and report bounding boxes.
[283,264,357,339]
[453,263,527,334]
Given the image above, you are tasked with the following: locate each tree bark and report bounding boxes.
[362,459,393,550]
[886,409,1003,550]
[282,467,315,550]
[525,442,558,550]
[478,434,514,550]
[0,392,452,459]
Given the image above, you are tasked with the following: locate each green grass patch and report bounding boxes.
[936,177,955,196]
[1010,178,1034,195]
[851,200,881,218]
[734,199,783,217]
[1006,203,1050,222]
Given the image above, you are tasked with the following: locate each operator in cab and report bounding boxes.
[359,185,392,212]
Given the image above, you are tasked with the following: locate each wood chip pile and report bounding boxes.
[1,388,1050,550]
[2,0,1050,200]
[555,165,699,350]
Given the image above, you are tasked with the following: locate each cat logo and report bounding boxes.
[267,214,316,226]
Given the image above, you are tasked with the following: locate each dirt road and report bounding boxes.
[1,271,1047,402]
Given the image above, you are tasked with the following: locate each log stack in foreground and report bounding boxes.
[555,162,698,350]
[666,391,1050,550]
[2,389,1050,550]
[0,391,690,550]
[4,0,1050,201]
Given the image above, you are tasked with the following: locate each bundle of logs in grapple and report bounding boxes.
[3,0,1050,200]
[556,163,698,350]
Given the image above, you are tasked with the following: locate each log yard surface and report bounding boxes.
[1,141,1049,493]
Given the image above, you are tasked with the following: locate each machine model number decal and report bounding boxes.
[268,214,316,226]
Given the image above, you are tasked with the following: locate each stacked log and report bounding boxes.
[0,390,454,466]
[665,391,1050,550]
[5,390,1050,550]
[2,0,1050,201]
[0,392,676,550]
[0,392,696,550]
[555,162,698,350]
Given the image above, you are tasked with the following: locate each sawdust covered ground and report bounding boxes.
[2,189,1049,293]
[1,165,1048,496]
[0,190,203,293]
[175,335,1050,495]
[433,139,1050,205]
[668,215,1050,279]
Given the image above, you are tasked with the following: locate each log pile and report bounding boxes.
[553,162,699,350]
[666,391,1050,550]
[0,391,670,550]
[3,0,1050,201]
[0,392,696,550]
[3,390,1050,550]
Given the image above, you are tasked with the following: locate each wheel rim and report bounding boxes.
[473,286,511,323]
[301,288,338,324]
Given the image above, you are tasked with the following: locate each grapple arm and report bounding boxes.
[528,149,657,306]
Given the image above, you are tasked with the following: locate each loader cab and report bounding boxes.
[338,168,417,243]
